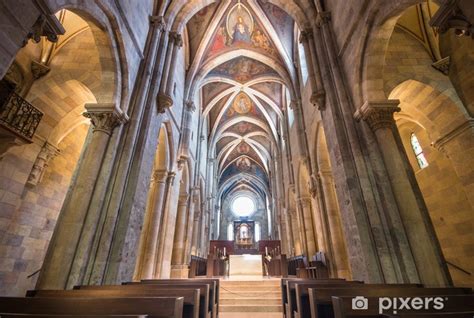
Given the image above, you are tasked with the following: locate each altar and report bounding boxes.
[228,254,263,276]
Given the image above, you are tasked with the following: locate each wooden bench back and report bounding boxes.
[27,288,199,318]
[286,281,361,318]
[0,297,183,318]
[295,284,421,318]
[309,287,472,318]
[332,295,474,318]
[77,284,210,318]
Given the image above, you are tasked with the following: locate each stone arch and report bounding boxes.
[359,0,426,103]
[389,79,468,139]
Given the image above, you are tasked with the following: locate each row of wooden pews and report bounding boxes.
[0,278,220,318]
[282,277,474,318]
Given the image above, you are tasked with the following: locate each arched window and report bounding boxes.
[227,223,234,241]
[410,133,428,169]
[255,223,261,242]
[297,40,309,85]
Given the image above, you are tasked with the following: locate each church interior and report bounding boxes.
[0,0,473,316]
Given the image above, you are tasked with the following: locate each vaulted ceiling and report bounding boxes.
[186,0,296,200]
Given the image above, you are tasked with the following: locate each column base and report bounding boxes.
[170,264,189,278]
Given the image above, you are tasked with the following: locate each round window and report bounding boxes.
[232,196,255,217]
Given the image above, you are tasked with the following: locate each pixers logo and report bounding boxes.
[378,296,446,314]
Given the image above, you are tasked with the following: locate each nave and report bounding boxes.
[0,0,473,316]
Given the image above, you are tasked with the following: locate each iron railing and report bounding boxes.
[0,92,43,140]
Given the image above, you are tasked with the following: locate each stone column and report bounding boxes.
[136,169,168,279]
[171,194,191,278]
[26,142,60,186]
[37,103,127,289]
[183,187,199,263]
[171,193,189,278]
[289,209,302,256]
[191,208,201,255]
[297,197,317,257]
[300,29,326,108]
[319,170,351,278]
[355,100,451,286]
[154,171,176,278]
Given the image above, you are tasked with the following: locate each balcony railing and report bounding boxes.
[0,92,43,140]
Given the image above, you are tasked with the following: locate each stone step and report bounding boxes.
[220,280,280,286]
[221,286,280,292]
[220,298,281,305]
[220,304,283,313]
[220,291,281,298]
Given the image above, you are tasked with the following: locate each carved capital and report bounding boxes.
[24,9,65,46]
[31,60,50,79]
[177,156,187,170]
[157,93,173,113]
[316,11,331,28]
[354,100,400,131]
[310,90,326,110]
[298,197,312,208]
[185,100,196,112]
[289,99,302,110]
[151,169,168,184]
[432,56,451,75]
[149,15,166,30]
[430,0,474,38]
[299,29,313,43]
[83,103,128,135]
[26,142,60,186]
[170,32,183,48]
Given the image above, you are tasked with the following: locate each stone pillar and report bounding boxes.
[289,209,302,256]
[37,103,127,289]
[154,171,176,278]
[297,197,317,257]
[300,29,326,108]
[191,209,201,255]
[26,142,60,186]
[355,100,451,286]
[136,169,168,279]
[183,187,199,263]
[170,194,191,278]
[319,170,351,278]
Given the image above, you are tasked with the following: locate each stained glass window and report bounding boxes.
[410,133,428,169]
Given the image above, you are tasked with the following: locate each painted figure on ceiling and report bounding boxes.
[210,26,228,54]
[232,16,251,44]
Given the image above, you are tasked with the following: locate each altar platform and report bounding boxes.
[229,254,263,276]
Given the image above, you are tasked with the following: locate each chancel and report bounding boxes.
[0,0,473,317]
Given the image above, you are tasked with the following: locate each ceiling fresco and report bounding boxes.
[188,0,295,203]
[208,56,278,83]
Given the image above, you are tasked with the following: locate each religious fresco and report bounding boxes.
[219,158,269,186]
[187,3,219,62]
[202,82,234,109]
[209,56,278,83]
[251,82,282,108]
[258,0,294,59]
[204,1,280,61]
[227,121,265,135]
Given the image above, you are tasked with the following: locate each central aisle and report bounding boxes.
[228,254,262,276]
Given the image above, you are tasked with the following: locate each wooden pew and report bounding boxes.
[0,297,183,318]
[309,287,472,318]
[77,284,209,318]
[137,279,218,318]
[27,288,200,318]
[286,280,361,318]
[280,278,346,317]
[332,295,474,318]
[1,316,148,318]
[295,284,422,318]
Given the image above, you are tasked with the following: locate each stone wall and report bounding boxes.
[0,124,88,296]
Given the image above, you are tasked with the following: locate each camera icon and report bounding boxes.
[352,296,369,310]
